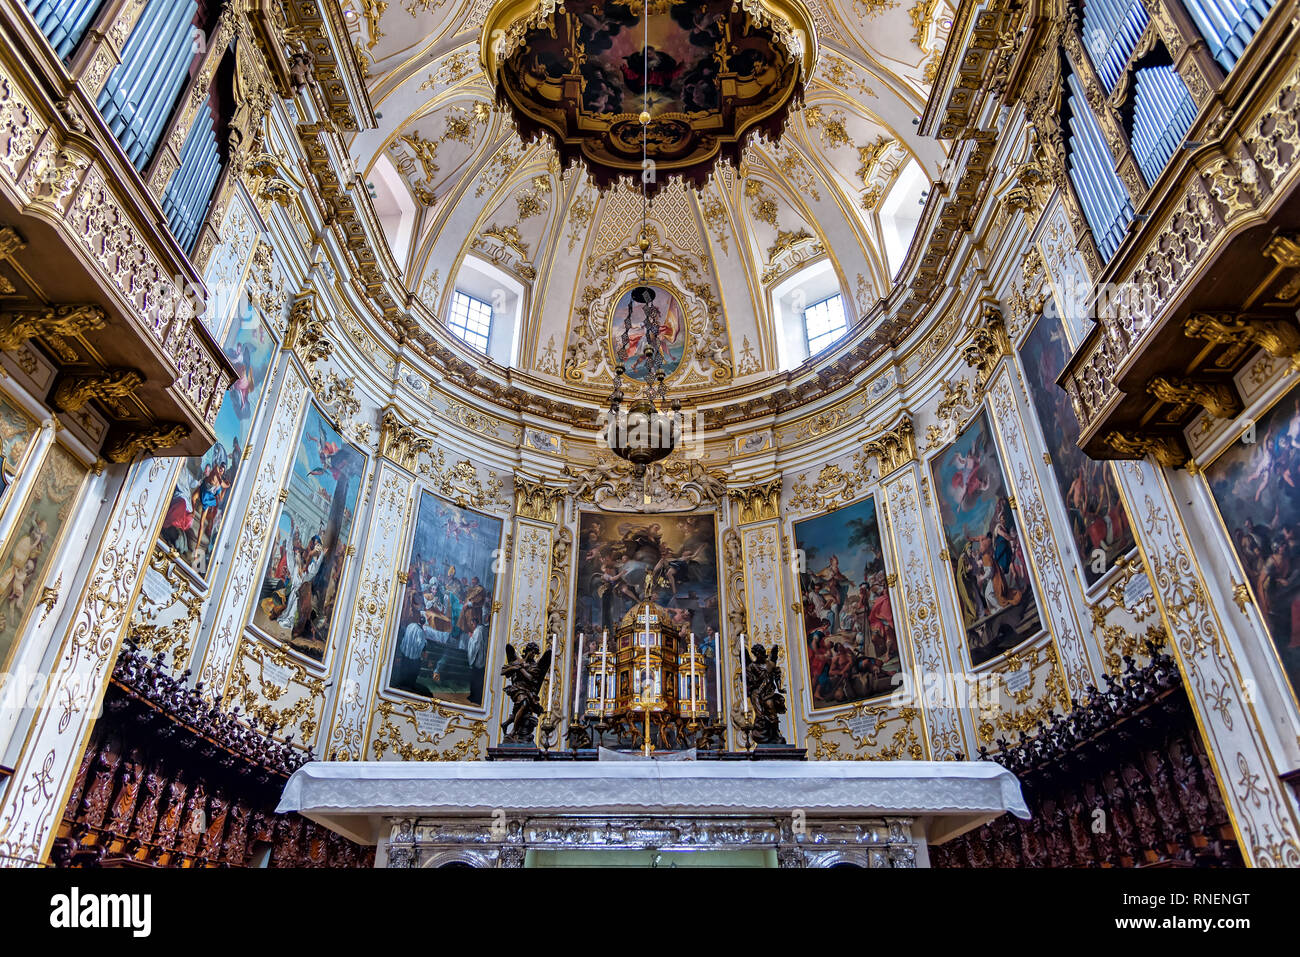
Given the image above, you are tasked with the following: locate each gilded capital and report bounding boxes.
[861,415,918,477]
[960,302,1011,390]
[514,475,567,523]
[730,477,782,525]
[285,292,332,373]
[377,406,430,472]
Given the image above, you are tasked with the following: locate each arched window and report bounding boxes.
[771,260,847,370]
[1064,68,1134,261]
[1130,64,1197,185]
[446,256,524,366]
[1182,0,1275,72]
[23,0,105,59]
[448,291,492,353]
[804,294,848,356]
[1081,0,1150,91]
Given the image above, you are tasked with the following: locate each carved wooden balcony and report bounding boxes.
[0,5,234,459]
[1057,8,1300,466]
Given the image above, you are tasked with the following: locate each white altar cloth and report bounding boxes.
[278,760,1029,847]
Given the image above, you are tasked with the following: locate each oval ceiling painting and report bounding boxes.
[609,283,688,383]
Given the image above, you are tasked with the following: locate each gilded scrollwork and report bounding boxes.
[805,705,924,760]
[370,699,488,761]
[420,448,506,510]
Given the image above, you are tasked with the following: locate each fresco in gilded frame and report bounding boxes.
[793,495,901,709]
[1207,383,1300,698]
[932,409,1042,666]
[610,283,687,383]
[252,402,364,661]
[389,491,503,708]
[1019,310,1134,586]
[570,512,720,713]
[158,310,277,577]
[0,391,36,504]
[0,444,85,671]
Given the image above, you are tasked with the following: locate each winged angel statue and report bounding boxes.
[500,641,552,743]
[743,643,788,745]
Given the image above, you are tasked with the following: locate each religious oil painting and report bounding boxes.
[571,511,720,714]
[252,402,364,661]
[0,443,85,671]
[793,495,901,709]
[932,410,1041,666]
[0,390,36,504]
[1207,382,1300,698]
[609,283,687,382]
[1019,310,1134,586]
[158,311,277,577]
[389,491,503,708]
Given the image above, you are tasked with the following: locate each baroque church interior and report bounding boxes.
[0,0,1296,872]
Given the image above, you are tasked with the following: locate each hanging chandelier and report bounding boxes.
[480,0,817,193]
[605,8,681,475]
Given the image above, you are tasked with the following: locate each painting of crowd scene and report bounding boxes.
[1207,383,1300,697]
[792,495,900,709]
[1019,311,1134,586]
[252,403,364,661]
[389,491,502,707]
[571,512,720,714]
[932,410,1042,666]
[159,312,277,577]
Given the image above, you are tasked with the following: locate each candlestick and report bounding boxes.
[601,630,608,715]
[689,632,696,717]
[548,633,556,711]
[739,632,750,713]
[573,632,584,719]
[714,630,723,719]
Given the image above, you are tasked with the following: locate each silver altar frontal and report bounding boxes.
[277,760,1029,868]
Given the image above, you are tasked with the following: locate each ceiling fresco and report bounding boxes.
[341,0,953,397]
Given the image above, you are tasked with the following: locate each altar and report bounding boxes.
[277,760,1029,867]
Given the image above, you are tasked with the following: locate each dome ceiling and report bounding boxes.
[341,0,953,400]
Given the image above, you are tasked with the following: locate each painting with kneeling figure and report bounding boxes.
[1207,383,1300,700]
[389,490,503,708]
[570,511,720,715]
[792,495,901,709]
[252,402,364,661]
[1018,310,1135,586]
[932,409,1042,666]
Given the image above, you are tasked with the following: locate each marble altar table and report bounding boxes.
[277,759,1029,867]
